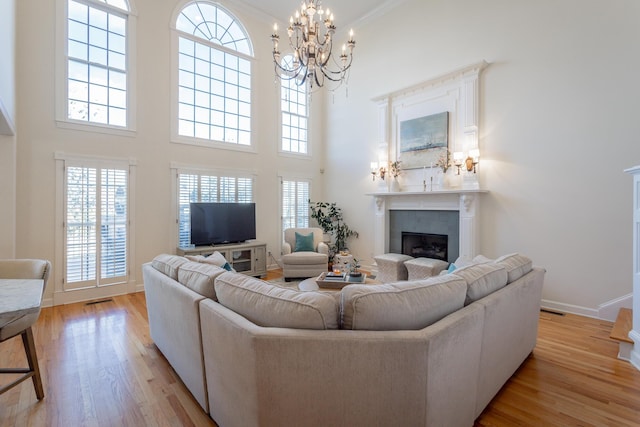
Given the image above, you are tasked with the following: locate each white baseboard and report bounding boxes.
[541,299,598,318]
[598,293,633,322]
[542,293,632,321]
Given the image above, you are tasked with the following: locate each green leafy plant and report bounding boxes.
[308,200,359,257]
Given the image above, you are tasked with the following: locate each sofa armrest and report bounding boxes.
[282,241,292,255]
[317,241,329,255]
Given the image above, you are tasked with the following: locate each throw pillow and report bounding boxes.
[294,232,315,252]
[201,251,228,267]
[447,263,457,273]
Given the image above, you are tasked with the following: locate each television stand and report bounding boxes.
[177,241,267,278]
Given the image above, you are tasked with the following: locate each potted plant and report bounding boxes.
[309,200,359,261]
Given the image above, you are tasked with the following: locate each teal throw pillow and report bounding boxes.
[294,232,315,252]
[447,263,457,273]
[222,262,233,271]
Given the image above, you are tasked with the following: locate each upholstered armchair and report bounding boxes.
[0,259,50,400]
[282,228,329,280]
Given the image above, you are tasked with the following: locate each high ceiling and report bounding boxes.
[235,0,397,27]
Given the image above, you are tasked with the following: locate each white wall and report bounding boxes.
[324,0,640,313]
[0,0,16,258]
[15,0,325,303]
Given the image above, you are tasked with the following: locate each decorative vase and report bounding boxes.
[390,178,401,192]
[434,171,444,190]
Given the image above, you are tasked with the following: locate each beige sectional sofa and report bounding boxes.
[143,253,545,426]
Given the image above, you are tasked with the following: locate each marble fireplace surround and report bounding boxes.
[368,189,487,265]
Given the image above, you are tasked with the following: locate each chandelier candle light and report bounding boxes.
[271,0,356,91]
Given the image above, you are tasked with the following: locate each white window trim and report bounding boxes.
[277,79,312,158]
[55,0,138,136]
[170,162,257,250]
[53,151,137,306]
[278,172,313,256]
[169,2,256,152]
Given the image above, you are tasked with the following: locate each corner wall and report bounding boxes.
[324,0,640,313]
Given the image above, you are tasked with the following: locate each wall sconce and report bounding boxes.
[453,151,465,175]
[370,162,387,181]
[466,148,480,173]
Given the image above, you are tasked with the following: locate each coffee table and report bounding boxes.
[298,273,376,291]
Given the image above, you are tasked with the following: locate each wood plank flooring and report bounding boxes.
[1,276,640,426]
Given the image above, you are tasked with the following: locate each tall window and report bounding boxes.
[64,163,129,289]
[280,55,308,154]
[175,2,253,145]
[177,172,254,247]
[66,0,130,127]
[281,178,310,233]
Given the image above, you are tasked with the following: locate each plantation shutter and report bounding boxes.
[65,164,128,289]
[177,171,254,247]
[281,179,310,233]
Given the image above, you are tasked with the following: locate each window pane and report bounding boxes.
[67,0,128,128]
[175,3,252,144]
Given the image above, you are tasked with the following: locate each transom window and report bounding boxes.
[175,2,253,145]
[280,55,309,154]
[177,171,254,247]
[66,0,130,127]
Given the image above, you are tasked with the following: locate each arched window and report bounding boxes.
[65,0,131,128]
[175,2,253,146]
[280,55,309,154]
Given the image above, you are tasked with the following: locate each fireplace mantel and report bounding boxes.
[367,189,487,263]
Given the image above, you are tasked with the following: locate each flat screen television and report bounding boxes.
[190,202,256,246]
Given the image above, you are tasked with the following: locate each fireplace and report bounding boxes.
[402,232,448,261]
[388,209,459,263]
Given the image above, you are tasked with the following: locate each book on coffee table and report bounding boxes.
[316,272,368,289]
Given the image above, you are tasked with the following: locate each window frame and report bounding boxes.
[54,152,137,299]
[171,163,256,248]
[55,0,138,136]
[279,55,310,157]
[279,174,312,254]
[170,1,255,152]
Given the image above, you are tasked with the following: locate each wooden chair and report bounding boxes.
[0,259,50,400]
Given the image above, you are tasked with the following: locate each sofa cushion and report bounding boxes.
[214,272,339,330]
[151,254,189,280]
[177,261,227,300]
[452,263,508,305]
[341,275,467,331]
[494,253,533,283]
[281,251,328,265]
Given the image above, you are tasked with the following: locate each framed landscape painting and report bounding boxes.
[398,111,449,169]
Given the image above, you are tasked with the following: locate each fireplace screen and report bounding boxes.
[401,232,448,261]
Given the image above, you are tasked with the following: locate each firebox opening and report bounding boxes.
[401,232,448,262]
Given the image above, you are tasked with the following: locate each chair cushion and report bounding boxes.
[151,254,189,280]
[214,273,339,330]
[341,275,467,330]
[282,251,328,265]
[452,262,508,305]
[294,232,315,252]
[177,261,227,300]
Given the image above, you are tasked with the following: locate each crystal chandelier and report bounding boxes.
[271,0,356,91]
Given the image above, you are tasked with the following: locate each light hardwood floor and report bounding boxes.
[1,276,640,426]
